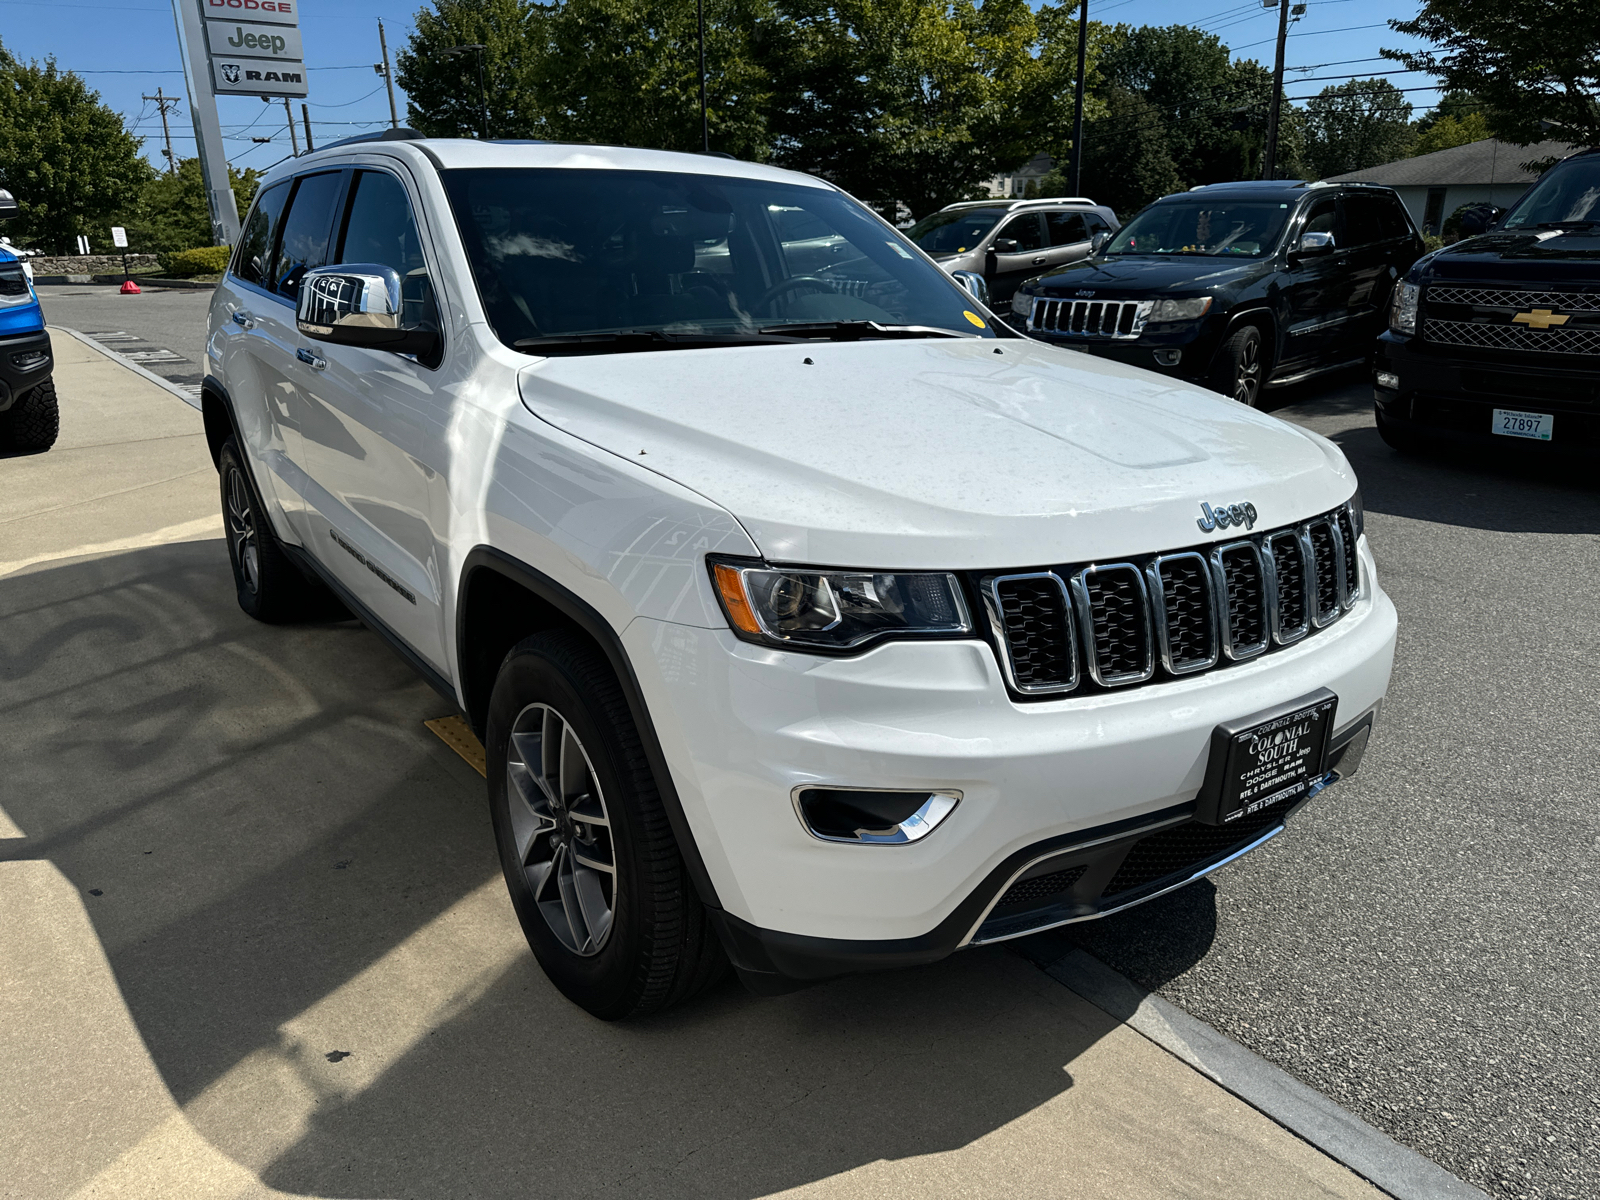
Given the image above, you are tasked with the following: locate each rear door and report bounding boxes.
[1280,195,1357,369]
[1042,210,1094,273]
[986,213,1048,302]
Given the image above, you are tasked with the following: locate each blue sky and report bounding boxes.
[0,0,1440,176]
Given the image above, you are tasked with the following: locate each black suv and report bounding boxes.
[1374,147,1600,456]
[1007,181,1423,405]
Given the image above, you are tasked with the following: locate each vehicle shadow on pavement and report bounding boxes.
[2,538,1233,1200]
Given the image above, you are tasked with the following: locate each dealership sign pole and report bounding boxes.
[171,0,240,245]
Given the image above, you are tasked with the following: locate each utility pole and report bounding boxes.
[1262,0,1291,180]
[1067,0,1089,195]
[171,0,239,245]
[284,96,300,156]
[143,87,181,175]
[698,0,708,152]
[377,20,399,129]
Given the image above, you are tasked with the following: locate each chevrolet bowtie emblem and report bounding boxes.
[1512,308,1570,330]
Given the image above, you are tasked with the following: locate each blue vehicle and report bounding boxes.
[0,187,57,451]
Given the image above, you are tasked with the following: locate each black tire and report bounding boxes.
[486,630,726,1019]
[0,379,60,452]
[218,438,343,623]
[1208,325,1265,406]
[1375,406,1428,455]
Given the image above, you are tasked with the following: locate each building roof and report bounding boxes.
[1324,139,1580,188]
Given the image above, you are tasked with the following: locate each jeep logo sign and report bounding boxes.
[204,0,306,98]
[206,22,303,61]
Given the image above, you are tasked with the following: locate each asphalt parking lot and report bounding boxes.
[11,285,1597,1199]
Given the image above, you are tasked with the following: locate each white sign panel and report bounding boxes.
[212,58,307,97]
[111,226,128,248]
[206,20,304,62]
[201,0,298,27]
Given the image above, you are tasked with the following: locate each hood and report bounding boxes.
[1423,229,1600,279]
[1032,255,1265,297]
[516,338,1354,570]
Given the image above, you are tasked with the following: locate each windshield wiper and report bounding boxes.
[513,329,793,355]
[756,320,971,341]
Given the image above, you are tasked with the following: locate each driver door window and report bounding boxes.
[1285,197,1357,365]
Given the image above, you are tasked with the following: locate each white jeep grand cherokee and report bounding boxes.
[203,134,1396,1019]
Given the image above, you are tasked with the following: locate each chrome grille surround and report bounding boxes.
[981,502,1362,699]
[1029,297,1154,340]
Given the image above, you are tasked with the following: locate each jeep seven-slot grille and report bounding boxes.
[980,503,1361,698]
[1029,297,1152,340]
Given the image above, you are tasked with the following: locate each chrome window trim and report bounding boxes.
[1263,530,1311,646]
[1070,563,1156,686]
[1304,517,1345,628]
[1144,551,1220,675]
[1209,540,1271,661]
[981,571,1079,695]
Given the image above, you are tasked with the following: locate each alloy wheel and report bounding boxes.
[1234,336,1262,405]
[505,703,616,956]
[224,465,261,594]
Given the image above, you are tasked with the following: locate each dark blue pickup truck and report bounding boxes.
[0,188,58,452]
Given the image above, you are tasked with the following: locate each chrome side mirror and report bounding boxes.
[296,263,438,356]
[949,269,990,307]
[1294,230,1336,257]
[1091,230,1110,252]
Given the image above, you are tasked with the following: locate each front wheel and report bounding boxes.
[486,630,725,1019]
[1208,325,1265,406]
[0,379,60,452]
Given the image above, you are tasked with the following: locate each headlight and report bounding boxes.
[1012,289,1033,319]
[1389,281,1419,335]
[711,561,972,651]
[1149,297,1213,322]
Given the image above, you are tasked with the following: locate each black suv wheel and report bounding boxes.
[219,438,344,622]
[486,630,726,1019]
[1209,325,1264,406]
[0,379,59,452]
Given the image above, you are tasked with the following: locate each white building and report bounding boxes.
[1324,138,1578,235]
[985,152,1054,199]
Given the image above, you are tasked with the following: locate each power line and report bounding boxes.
[1232,22,1386,51]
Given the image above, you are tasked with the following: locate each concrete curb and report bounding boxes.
[1024,945,1490,1200]
[56,327,202,412]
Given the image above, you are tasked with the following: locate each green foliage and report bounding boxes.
[397,0,545,138]
[0,40,154,253]
[1387,0,1600,150]
[1304,79,1415,178]
[120,158,259,255]
[1413,111,1491,157]
[1075,86,1183,219]
[160,244,233,277]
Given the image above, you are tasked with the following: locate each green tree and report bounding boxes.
[1076,86,1183,217]
[119,158,260,255]
[1304,78,1414,178]
[765,0,1057,218]
[397,0,546,139]
[0,41,153,253]
[1386,0,1600,154]
[1413,111,1492,156]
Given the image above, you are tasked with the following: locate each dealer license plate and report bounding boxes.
[1493,408,1553,441]
[1195,690,1338,825]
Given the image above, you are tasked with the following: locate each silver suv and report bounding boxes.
[905,198,1120,305]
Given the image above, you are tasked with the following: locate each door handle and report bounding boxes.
[1032,256,1048,265]
[231,310,255,330]
[296,347,327,371]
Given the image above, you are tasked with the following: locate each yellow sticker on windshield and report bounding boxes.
[963,310,987,328]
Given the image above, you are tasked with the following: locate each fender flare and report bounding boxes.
[456,545,724,911]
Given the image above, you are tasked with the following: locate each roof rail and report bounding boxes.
[314,127,427,153]
[1009,196,1096,208]
[938,195,1098,213]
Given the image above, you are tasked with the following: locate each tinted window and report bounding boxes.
[996,214,1045,252]
[439,167,995,347]
[1376,196,1411,239]
[1107,200,1292,258]
[273,172,343,301]
[904,208,1006,254]
[1046,211,1089,246]
[1341,195,1382,247]
[233,181,288,288]
[338,171,426,277]
[1302,197,1344,245]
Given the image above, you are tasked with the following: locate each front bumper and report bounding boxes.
[625,540,1396,985]
[0,327,53,411]
[1375,329,1600,453]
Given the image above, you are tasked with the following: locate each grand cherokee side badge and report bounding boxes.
[1198,501,1257,532]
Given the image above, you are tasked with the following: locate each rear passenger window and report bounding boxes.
[232,181,288,289]
[1046,211,1089,246]
[1377,197,1411,239]
[1342,195,1386,247]
[273,172,343,302]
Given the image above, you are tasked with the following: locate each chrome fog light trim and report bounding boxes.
[792,786,962,845]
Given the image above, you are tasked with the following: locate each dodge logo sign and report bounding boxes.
[220,62,242,84]
[1197,500,1258,532]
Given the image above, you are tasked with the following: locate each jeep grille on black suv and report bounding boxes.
[979,503,1361,697]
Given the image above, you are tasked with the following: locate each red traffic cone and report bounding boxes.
[120,279,141,295]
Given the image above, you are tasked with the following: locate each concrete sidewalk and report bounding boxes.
[1,334,1387,1199]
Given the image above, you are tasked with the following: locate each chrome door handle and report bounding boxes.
[1032,256,1048,265]
[231,310,255,329]
[296,347,327,370]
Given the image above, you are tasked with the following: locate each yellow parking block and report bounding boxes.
[424,715,486,777]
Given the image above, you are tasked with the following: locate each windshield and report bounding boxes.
[1106,200,1293,258]
[439,168,994,348]
[1501,155,1600,229]
[904,208,1007,255]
